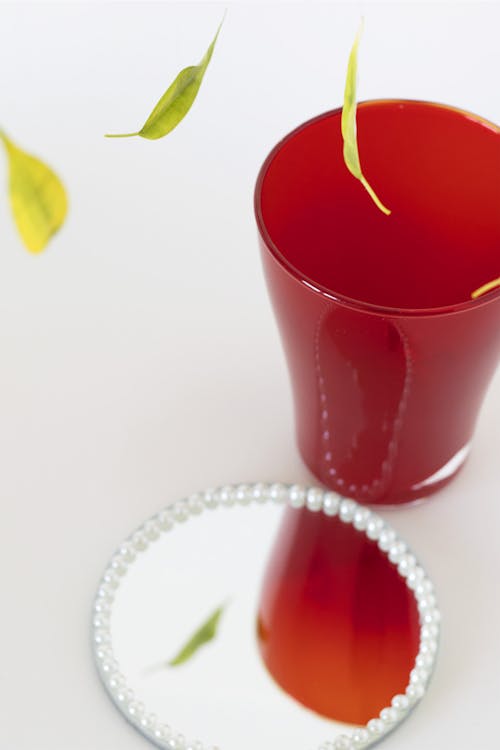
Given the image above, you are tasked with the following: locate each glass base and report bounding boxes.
[302,442,471,507]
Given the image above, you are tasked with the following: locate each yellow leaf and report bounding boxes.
[471,277,500,299]
[341,20,391,216]
[1,131,68,253]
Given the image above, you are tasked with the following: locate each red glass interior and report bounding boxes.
[257,508,421,725]
[256,100,500,505]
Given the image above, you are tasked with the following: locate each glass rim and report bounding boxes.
[254,98,500,318]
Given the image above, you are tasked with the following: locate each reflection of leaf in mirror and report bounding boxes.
[341,20,391,216]
[168,603,227,667]
[1,131,68,253]
[471,277,500,299]
[106,18,224,141]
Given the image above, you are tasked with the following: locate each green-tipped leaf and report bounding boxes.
[1,132,68,253]
[168,604,226,667]
[106,20,223,140]
[341,20,391,216]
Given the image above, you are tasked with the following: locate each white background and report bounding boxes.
[0,2,499,749]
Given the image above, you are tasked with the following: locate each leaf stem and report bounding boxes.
[104,132,140,138]
[360,176,391,216]
[471,277,500,299]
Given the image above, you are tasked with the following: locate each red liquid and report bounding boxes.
[254,102,500,723]
[256,100,500,505]
[258,508,421,724]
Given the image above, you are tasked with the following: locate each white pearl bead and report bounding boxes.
[353,508,371,531]
[100,580,116,596]
[186,742,203,750]
[110,556,127,576]
[378,528,396,551]
[333,735,351,750]
[410,667,428,685]
[95,595,112,610]
[128,701,144,717]
[94,628,111,645]
[234,484,251,505]
[97,583,113,599]
[406,566,425,589]
[322,492,340,516]
[215,486,234,507]
[366,516,384,540]
[95,644,111,659]
[116,687,133,706]
[422,609,440,626]
[352,728,369,745]
[421,623,439,639]
[416,653,434,669]
[93,614,109,629]
[289,484,306,508]
[388,541,407,564]
[420,637,438,655]
[94,598,110,614]
[417,596,436,613]
[174,733,186,749]
[391,693,409,711]
[103,570,119,589]
[306,488,324,512]
[154,724,171,740]
[139,712,154,729]
[416,579,434,597]
[202,490,218,509]
[406,683,425,701]
[397,553,416,577]
[252,482,269,503]
[146,713,158,729]
[118,542,136,562]
[143,521,160,541]
[339,499,356,522]
[367,718,384,735]
[416,587,436,605]
[157,510,174,531]
[173,501,189,522]
[269,483,287,503]
[108,672,125,690]
[187,494,204,515]
[380,706,398,724]
[101,659,117,674]
[131,531,148,552]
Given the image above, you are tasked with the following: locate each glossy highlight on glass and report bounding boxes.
[255,100,500,505]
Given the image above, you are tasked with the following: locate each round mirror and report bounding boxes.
[92,484,439,750]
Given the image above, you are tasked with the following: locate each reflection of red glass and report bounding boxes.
[255,100,500,505]
[257,507,421,725]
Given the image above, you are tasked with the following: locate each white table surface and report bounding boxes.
[0,2,499,748]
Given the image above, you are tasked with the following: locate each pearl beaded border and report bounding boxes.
[92,483,440,750]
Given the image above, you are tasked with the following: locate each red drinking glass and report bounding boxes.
[255,100,500,506]
[254,101,500,724]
